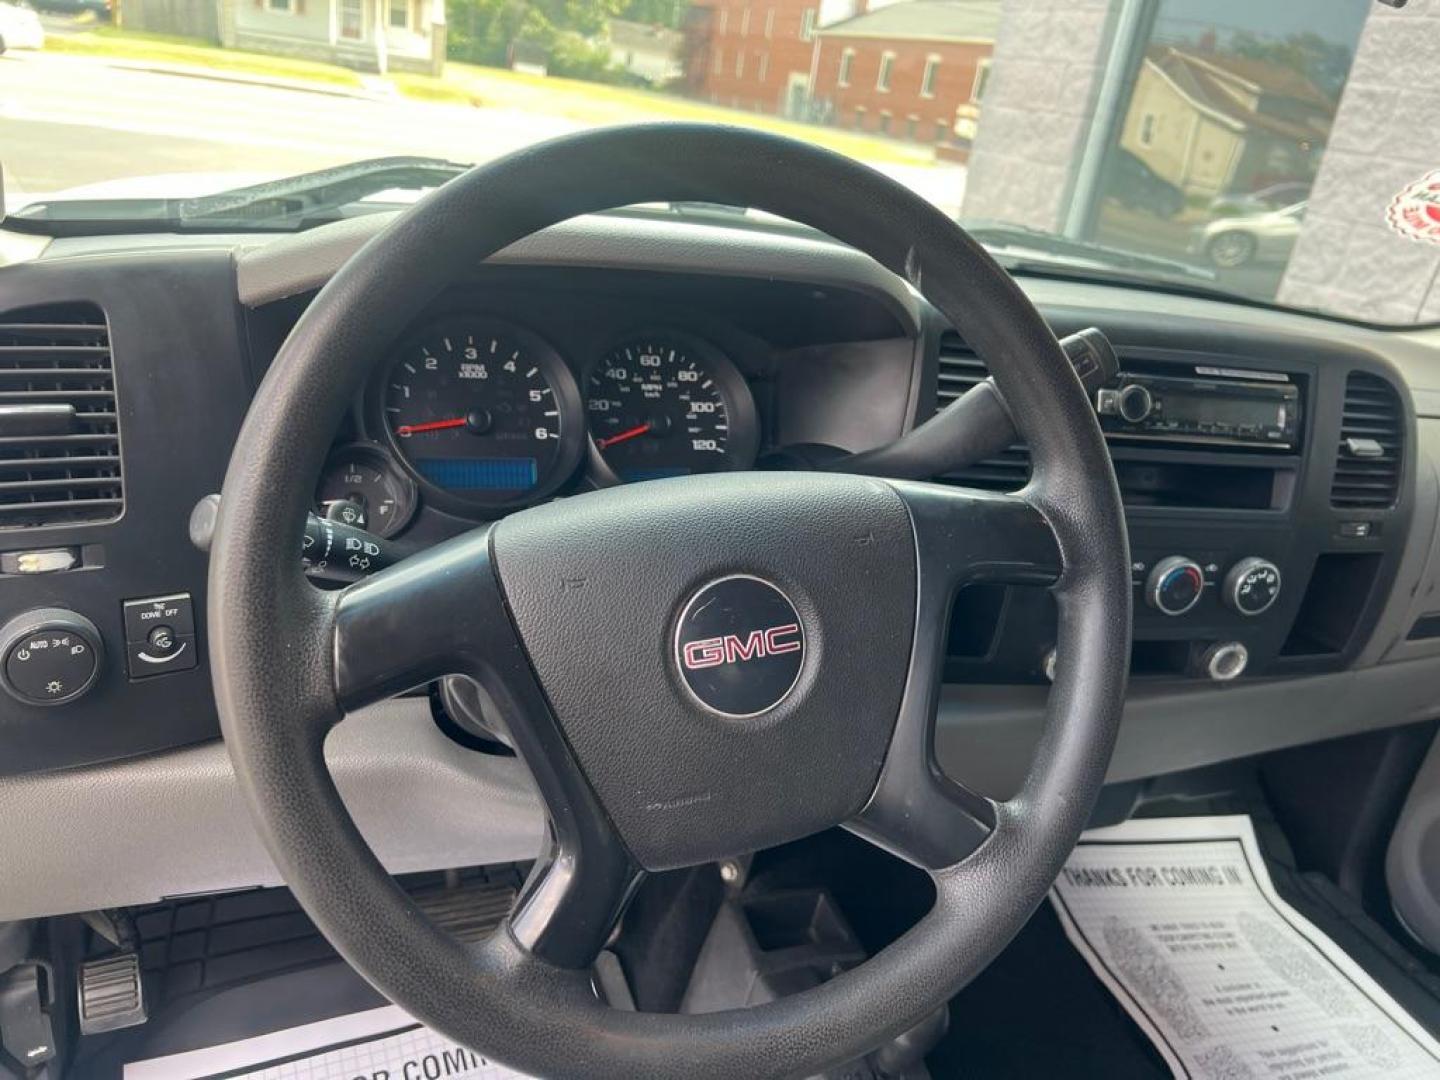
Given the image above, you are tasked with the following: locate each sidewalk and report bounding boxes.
[96,58,398,101]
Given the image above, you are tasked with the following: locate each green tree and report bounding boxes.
[1229,31,1353,100]
[619,0,685,29]
[447,0,642,76]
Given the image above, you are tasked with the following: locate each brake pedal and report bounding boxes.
[77,953,146,1035]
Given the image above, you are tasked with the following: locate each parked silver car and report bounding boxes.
[1197,201,1306,268]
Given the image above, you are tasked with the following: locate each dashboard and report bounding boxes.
[1,209,1439,919]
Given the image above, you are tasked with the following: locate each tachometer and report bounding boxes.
[586,332,758,483]
[379,317,583,512]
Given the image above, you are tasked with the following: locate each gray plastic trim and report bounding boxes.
[234,211,924,334]
[939,654,1440,801]
[1387,732,1440,954]
[1369,418,1440,665]
[0,700,544,922]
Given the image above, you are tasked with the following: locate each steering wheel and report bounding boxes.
[209,125,1131,1079]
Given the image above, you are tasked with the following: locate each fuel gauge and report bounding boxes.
[316,444,417,539]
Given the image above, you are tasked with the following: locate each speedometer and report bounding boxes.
[378,316,583,512]
[586,332,758,483]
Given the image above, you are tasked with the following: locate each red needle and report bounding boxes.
[396,417,467,437]
[596,422,651,450]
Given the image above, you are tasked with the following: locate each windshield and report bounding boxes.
[3,0,1435,325]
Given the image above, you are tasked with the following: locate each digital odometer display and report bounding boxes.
[381,317,581,510]
[586,336,737,482]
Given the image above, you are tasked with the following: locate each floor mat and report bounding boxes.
[1051,815,1440,1079]
[123,1004,532,1079]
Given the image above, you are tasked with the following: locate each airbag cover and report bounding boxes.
[491,471,915,869]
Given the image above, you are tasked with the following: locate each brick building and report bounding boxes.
[685,0,854,118]
[812,0,997,143]
[683,0,996,141]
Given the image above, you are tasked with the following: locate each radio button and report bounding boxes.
[1117,383,1154,423]
[1146,556,1204,616]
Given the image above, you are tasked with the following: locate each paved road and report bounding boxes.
[36,10,99,36]
[0,51,579,198]
[0,51,964,213]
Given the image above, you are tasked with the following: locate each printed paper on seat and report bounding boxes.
[1051,814,1440,1079]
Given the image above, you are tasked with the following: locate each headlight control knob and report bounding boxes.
[0,608,103,706]
[1146,556,1205,616]
[1224,557,1281,616]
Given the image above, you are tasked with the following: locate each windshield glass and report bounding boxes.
[3,0,1435,324]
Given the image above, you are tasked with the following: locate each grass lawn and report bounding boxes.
[395,63,932,167]
[45,30,935,168]
[45,28,365,88]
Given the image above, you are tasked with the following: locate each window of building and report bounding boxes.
[1139,112,1156,146]
[906,115,919,140]
[266,0,293,11]
[853,106,866,130]
[879,111,893,134]
[935,119,950,143]
[837,48,853,87]
[339,0,363,37]
[735,50,745,77]
[718,8,728,34]
[877,52,895,92]
[764,8,774,38]
[757,52,768,81]
[921,55,940,98]
[713,45,723,73]
[388,0,409,30]
[740,7,750,35]
[800,8,816,41]
[970,58,991,103]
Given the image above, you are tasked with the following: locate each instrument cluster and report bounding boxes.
[315,313,761,531]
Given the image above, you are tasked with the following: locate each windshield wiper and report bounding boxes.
[177,156,469,225]
[7,156,470,235]
[962,220,1217,284]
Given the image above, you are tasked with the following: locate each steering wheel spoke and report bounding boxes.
[847,482,1061,871]
[508,824,643,970]
[331,525,644,969]
[331,528,497,711]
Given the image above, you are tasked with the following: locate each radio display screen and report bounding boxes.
[1168,392,1287,430]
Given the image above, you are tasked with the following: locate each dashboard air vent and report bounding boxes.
[1331,372,1402,510]
[934,333,1031,491]
[0,304,123,528]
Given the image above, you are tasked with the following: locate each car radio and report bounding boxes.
[1095,369,1300,449]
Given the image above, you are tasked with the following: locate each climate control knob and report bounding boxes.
[1146,556,1205,616]
[1117,383,1154,423]
[1224,557,1282,616]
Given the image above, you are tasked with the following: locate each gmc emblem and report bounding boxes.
[674,575,806,718]
[681,623,802,670]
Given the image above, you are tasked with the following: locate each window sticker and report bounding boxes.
[1386,170,1440,246]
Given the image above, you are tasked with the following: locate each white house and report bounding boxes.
[605,19,684,85]
[219,0,446,76]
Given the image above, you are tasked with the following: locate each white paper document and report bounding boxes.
[123,1004,534,1080]
[1050,814,1440,1079]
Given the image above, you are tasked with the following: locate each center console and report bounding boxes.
[936,327,1413,686]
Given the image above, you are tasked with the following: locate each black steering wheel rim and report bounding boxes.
[209,124,1131,1079]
